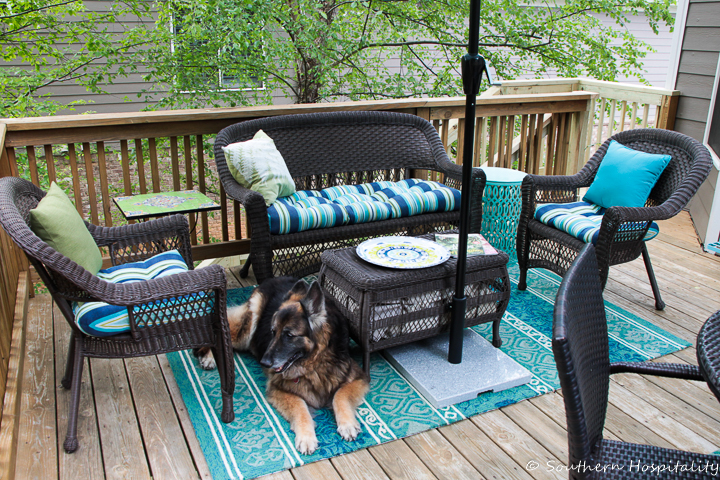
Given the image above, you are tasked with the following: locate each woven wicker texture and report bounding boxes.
[319,232,510,375]
[0,177,235,453]
[214,111,486,283]
[518,128,713,311]
[553,244,716,479]
[696,310,720,403]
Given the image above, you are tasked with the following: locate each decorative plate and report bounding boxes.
[356,236,450,269]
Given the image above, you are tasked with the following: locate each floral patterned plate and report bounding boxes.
[356,236,450,269]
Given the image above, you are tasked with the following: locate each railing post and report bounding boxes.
[657,94,679,130]
[0,125,16,178]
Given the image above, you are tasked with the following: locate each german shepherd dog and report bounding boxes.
[196,277,370,455]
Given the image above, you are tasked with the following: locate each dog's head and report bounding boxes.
[259,279,327,377]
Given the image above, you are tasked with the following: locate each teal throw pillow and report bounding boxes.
[583,140,672,208]
[30,182,103,274]
[222,129,296,206]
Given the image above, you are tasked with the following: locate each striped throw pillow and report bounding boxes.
[73,250,192,337]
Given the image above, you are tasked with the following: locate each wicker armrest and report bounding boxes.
[87,214,190,247]
[610,361,704,381]
[87,214,194,266]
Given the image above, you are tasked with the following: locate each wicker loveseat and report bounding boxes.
[214,111,486,283]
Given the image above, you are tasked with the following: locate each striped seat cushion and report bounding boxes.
[268,179,461,235]
[534,201,659,245]
[73,250,197,337]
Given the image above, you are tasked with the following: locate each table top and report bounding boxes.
[696,310,720,403]
[113,190,220,220]
[480,167,527,185]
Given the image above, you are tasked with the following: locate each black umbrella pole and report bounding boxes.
[448,0,485,364]
[448,52,486,364]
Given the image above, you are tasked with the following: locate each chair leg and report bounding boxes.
[212,346,235,423]
[238,256,252,279]
[518,268,528,290]
[492,319,502,348]
[641,244,665,311]
[61,331,76,390]
[64,336,84,453]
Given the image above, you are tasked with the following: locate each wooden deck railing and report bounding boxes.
[0,81,678,412]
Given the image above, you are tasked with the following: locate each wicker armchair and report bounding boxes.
[553,243,716,479]
[517,128,712,310]
[214,111,485,283]
[0,177,235,453]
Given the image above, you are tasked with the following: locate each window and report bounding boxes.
[170,9,263,92]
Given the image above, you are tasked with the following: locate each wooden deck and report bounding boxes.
[10,211,720,480]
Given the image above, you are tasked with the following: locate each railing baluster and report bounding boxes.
[220,184,229,242]
[170,137,181,191]
[497,116,507,168]
[440,119,449,154]
[120,140,132,196]
[596,98,607,147]
[478,117,488,168]
[234,200,242,240]
[149,138,161,193]
[97,141,112,227]
[197,135,209,244]
[584,100,596,162]
[534,115,545,175]
[487,117,497,167]
[554,113,568,175]
[619,100,628,132]
[608,100,617,138]
[527,115,537,174]
[631,102,639,129]
[505,115,515,169]
[67,144,83,217]
[545,115,557,175]
[43,145,56,185]
[26,146,39,186]
[519,115,528,172]
[642,104,650,128]
[184,136,197,246]
[456,118,465,166]
[134,139,147,194]
[83,142,99,225]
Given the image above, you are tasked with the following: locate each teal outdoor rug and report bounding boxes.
[166,264,690,480]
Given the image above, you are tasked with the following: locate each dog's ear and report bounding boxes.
[303,281,326,329]
[285,279,309,300]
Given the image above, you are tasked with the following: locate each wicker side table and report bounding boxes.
[319,238,511,376]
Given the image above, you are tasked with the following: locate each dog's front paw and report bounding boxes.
[197,350,216,370]
[337,419,361,441]
[295,433,318,455]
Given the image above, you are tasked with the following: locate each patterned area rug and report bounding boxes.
[166,263,689,480]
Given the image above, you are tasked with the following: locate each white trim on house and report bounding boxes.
[666,0,689,89]
[702,52,720,251]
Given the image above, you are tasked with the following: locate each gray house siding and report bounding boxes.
[672,0,720,245]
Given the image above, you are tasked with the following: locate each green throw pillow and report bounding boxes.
[222,130,296,206]
[30,182,103,274]
[583,140,672,209]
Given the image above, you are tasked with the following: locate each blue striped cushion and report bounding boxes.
[73,250,192,337]
[534,201,659,245]
[267,180,461,235]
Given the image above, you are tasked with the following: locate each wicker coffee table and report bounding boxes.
[319,235,511,376]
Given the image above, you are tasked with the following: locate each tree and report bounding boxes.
[143,0,674,109]
[0,0,152,117]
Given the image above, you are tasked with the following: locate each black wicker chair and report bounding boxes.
[0,177,235,453]
[518,128,712,310]
[553,243,717,479]
[214,111,486,283]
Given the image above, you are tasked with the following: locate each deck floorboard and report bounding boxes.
[11,212,720,480]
